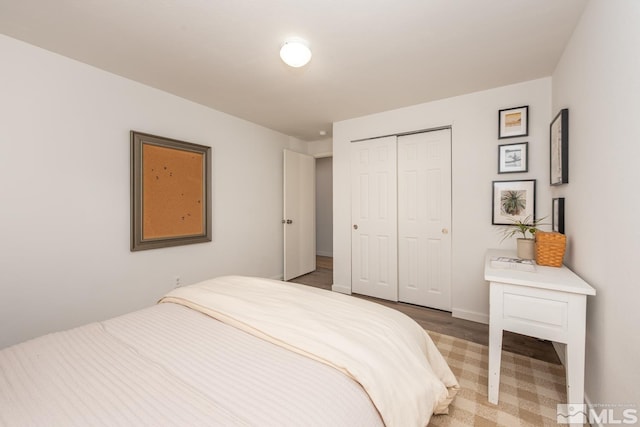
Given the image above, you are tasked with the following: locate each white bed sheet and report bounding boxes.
[0,303,384,427]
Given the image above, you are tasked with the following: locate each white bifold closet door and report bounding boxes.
[351,136,398,301]
[351,129,451,310]
[397,130,451,310]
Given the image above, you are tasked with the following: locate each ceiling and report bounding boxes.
[0,0,588,141]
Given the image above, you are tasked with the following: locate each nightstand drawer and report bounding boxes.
[502,292,568,341]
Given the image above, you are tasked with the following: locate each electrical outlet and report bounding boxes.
[173,276,181,288]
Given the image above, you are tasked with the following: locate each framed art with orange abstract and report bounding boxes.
[498,105,529,139]
[130,131,211,251]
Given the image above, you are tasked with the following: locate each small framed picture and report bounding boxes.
[498,142,528,174]
[553,198,565,234]
[498,106,529,139]
[550,108,569,185]
[492,179,536,225]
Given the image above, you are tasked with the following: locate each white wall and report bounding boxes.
[0,35,306,349]
[552,0,640,409]
[333,78,552,322]
[307,137,333,157]
[315,157,333,257]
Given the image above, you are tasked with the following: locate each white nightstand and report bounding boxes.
[484,249,596,423]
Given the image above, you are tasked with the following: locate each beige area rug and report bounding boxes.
[428,331,568,427]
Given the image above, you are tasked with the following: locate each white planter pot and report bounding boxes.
[517,238,536,260]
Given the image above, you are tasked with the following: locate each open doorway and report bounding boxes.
[315,156,333,258]
[289,155,333,289]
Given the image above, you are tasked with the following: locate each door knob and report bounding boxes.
[353,224,358,230]
[286,219,293,224]
[442,228,449,234]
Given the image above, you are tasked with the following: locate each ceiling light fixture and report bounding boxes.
[280,38,312,68]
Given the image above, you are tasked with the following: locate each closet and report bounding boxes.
[350,128,452,310]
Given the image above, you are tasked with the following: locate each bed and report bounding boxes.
[0,276,459,427]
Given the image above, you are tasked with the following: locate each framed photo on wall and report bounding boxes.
[130,131,212,251]
[553,197,565,234]
[550,108,569,185]
[492,179,536,225]
[498,142,528,174]
[498,105,529,139]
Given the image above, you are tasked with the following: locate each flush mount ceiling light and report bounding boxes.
[280,38,312,68]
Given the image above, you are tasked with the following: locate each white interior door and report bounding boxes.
[397,129,452,310]
[351,136,398,301]
[283,150,316,281]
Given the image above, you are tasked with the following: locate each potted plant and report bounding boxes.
[500,215,547,259]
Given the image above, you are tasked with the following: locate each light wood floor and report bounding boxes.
[290,256,560,364]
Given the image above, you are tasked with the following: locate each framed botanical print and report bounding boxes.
[492,179,536,225]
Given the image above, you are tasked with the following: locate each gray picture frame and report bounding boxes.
[130,131,212,251]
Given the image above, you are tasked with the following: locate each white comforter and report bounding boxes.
[161,276,459,427]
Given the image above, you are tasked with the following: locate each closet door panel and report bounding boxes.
[398,129,452,310]
[351,136,398,301]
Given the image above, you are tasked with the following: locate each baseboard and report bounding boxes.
[270,274,284,281]
[331,284,351,295]
[316,251,333,257]
[584,393,601,427]
[583,392,639,426]
[452,308,489,324]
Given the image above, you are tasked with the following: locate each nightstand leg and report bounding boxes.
[566,296,587,427]
[488,283,503,404]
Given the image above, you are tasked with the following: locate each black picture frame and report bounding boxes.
[131,131,212,251]
[498,142,528,174]
[553,197,565,234]
[550,108,569,185]
[498,106,529,139]
[492,179,536,225]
